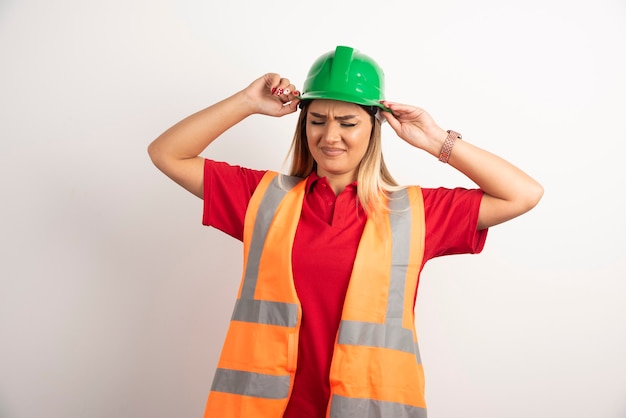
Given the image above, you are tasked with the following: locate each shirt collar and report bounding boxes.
[305,171,358,195]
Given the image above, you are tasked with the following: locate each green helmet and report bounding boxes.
[300,46,386,109]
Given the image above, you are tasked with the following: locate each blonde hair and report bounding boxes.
[286,101,401,218]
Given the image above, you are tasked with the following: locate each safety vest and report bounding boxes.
[204,171,427,418]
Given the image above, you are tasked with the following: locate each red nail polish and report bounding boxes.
[271,87,276,94]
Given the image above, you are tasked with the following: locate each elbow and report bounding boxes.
[506,181,545,221]
[147,140,165,169]
[147,141,178,178]
[530,181,544,207]
[480,181,544,229]
[147,141,157,163]
[522,181,544,213]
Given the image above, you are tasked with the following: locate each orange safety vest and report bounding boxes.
[204,171,427,418]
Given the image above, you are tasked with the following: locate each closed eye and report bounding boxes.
[309,121,357,127]
[309,111,360,128]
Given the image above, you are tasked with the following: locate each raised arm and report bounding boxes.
[147,74,300,198]
[381,101,543,230]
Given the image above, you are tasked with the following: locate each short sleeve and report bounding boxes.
[422,187,488,263]
[202,159,266,241]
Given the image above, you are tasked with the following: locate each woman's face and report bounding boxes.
[306,99,373,184]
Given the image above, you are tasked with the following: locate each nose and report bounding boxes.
[321,123,340,144]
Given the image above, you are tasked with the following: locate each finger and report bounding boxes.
[385,103,408,118]
[281,84,299,100]
[381,108,397,123]
[282,98,301,114]
[381,110,402,132]
[380,101,405,121]
[264,73,281,91]
[382,101,416,116]
[282,84,297,97]
[380,100,400,113]
[275,84,300,108]
[271,78,293,96]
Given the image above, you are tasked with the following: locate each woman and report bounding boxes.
[148,46,543,418]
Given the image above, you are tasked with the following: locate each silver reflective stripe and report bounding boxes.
[329,394,427,418]
[233,174,301,323]
[211,368,290,400]
[213,175,302,400]
[231,298,298,327]
[337,188,422,363]
[240,174,302,300]
[337,320,420,360]
[387,189,412,321]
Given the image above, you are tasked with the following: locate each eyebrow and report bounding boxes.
[309,112,359,121]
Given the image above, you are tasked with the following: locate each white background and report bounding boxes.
[1,0,625,417]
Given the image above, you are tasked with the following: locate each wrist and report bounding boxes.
[438,130,462,163]
[423,128,448,157]
[234,90,260,117]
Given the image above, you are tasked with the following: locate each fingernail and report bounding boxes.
[271,87,277,94]
[276,88,284,96]
[293,90,300,96]
[283,88,290,95]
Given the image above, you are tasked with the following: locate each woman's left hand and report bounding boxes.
[380,101,447,157]
[381,101,543,230]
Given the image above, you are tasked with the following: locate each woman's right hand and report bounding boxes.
[241,73,301,117]
[148,73,302,199]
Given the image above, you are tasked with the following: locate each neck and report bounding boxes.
[319,172,355,196]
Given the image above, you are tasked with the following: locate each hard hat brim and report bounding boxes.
[299,91,389,111]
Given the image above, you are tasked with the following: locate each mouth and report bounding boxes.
[321,147,345,157]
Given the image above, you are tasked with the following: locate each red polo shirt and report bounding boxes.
[202,159,487,418]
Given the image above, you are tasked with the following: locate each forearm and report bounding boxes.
[380,101,543,228]
[450,140,539,199]
[148,90,254,164]
[146,91,257,197]
[418,127,536,196]
[147,73,299,198]
[444,136,544,228]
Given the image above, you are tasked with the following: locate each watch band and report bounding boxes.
[438,130,462,163]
